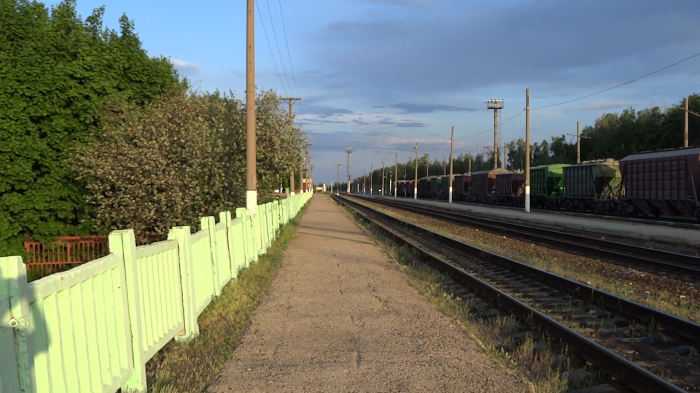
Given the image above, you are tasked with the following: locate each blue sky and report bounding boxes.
[47,0,700,184]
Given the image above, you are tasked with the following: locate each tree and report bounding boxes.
[0,0,179,256]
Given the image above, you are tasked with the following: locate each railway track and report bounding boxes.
[333,194,700,392]
[433,197,700,230]
[353,195,700,280]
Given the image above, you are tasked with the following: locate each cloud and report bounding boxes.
[396,122,426,128]
[169,58,201,76]
[297,103,353,117]
[389,102,477,114]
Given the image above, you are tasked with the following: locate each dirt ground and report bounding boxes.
[207,195,529,393]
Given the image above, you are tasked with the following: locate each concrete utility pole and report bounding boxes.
[346,148,353,193]
[246,0,257,212]
[449,126,454,204]
[486,99,504,170]
[525,88,531,213]
[336,162,341,195]
[370,163,373,194]
[281,97,301,196]
[394,152,398,198]
[468,152,472,175]
[414,143,419,199]
[382,158,385,196]
[503,142,507,170]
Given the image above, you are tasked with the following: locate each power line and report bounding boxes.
[277,0,300,97]
[265,0,293,95]
[254,0,289,97]
[532,51,700,110]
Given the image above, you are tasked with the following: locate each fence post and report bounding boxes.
[200,216,221,297]
[0,256,35,393]
[220,211,237,279]
[108,229,147,393]
[166,227,200,341]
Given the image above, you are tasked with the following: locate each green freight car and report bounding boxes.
[530,164,569,208]
[438,174,453,199]
[562,159,621,213]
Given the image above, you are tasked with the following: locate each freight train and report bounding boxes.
[393,147,700,222]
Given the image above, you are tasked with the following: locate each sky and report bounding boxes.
[46,0,700,185]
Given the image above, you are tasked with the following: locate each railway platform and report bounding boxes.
[367,194,700,247]
[207,194,528,392]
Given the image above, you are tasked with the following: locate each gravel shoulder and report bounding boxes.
[207,194,528,393]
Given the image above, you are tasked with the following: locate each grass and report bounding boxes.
[145,202,309,393]
[339,204,586,393]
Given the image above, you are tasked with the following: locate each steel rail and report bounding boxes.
[333,195,688,393]
[358,195,700,277]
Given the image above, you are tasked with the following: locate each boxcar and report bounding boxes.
[530,164,569,208]
[429,176,441,199]
[418,177,431,198]
[562,159,621,213]
[496,172,525,205]
[438,175,453,199]
[619,147,700,220]
[453,174,471,201]
[469,168,508,203]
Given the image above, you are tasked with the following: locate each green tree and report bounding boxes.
[0,0,179,256]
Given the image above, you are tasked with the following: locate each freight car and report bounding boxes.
[495,172,525,206]
[438,175,453,199]
[562,159,621,214]
[453,174,471,201]
[619,147,700,220]
[530,164,569,209]
[418,177,430,198]
[429,176,442,199]
[469,169,508,203]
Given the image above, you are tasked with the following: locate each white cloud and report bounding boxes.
[169,58,202,76]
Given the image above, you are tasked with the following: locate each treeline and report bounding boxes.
[361,95,699,186]
[0,0,302,257]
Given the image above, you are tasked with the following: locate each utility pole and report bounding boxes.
[503,142,507,170]
[673,97,700,148]
[525,88,531,213]
[382,158,386,196]
[370,163,373,194]
[246,0,257,212]
[468,152,472,174]
[281,97,301,196]
[567,121,590,164]
[685,97,689,148]
[346,147,353,193]
[449,126,455,204]
[425,153,430,177]
[394,152,398,198]
[363,167,366,194]
[337,162,341,195]
[442,157,446,175]
[414,143,419,199]
[486,99,504,170]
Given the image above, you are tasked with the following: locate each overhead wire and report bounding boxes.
[278,0,300,97]
[531,51,700,110]
[254,0,289,97]
[265,0,294,95]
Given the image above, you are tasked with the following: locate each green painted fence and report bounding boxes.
[0,193,312,393]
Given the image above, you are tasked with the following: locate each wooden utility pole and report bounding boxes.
[363,167,366,194]
[370,163,373,194]
[442,157,446,175]
[414,143,419,199]
[281,97,300,196]
[525,88,531,212]
[468,152,472,174]
[449,126,455,203]
[685,97,689,148]
[246,0,257,212]
[425,153,430,177]
[394,152,398,198]
[567,121,590,164]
